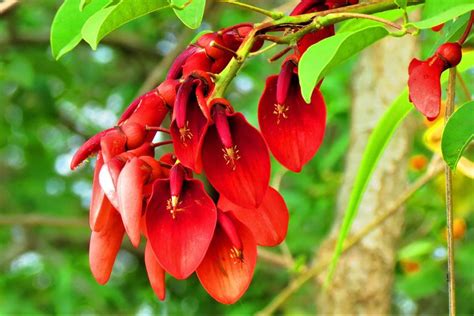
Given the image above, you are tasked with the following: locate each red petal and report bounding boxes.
[146,179,217,279]
[167,46,199,80]
[122,91,169,138]
[90,153,113,231]
[202,112,270,208]
[258,75,326,172]
[170,98,209,173]
[89,208,125,285]
[218,187,289,246]
[408,56,445,119]
[117,157,148,247]
[182,51,213,77]
[100,129,127,163]
[70,128,113,170]
[196,214,257,304]
[145,241,166,301]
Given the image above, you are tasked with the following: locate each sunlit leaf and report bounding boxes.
[50,0,109,59]
[299,26,388,103]
[82,0,169,50]
[394,0,407,10]
[326,50,474,285]
[409,0,474,29]
[442,101,474,170]
[80,0,92,11]
[171,0,206,29]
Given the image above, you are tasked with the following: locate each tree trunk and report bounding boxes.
[316,34,417,314]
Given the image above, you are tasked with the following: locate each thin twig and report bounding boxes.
[258,248,292,269]
[445,68,457,316]
[217,0,284,20]
[256,159,443,316]
[457,11,473,45]
[456,71,472,101]
[330,12,405,31]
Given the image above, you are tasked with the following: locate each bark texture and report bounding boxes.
[315,34,418,314]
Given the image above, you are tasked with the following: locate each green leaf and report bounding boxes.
[171,0,206,29]
[50,0,109,59]
[337,8,407,33]
[394,0,407,10]
[442,101,474,170]
[429,12,472,56]
[396,262,445,300]
[325,50,474,286]
[398,240,435,260]
[82,0,169,50]
[79,0,92,11]
[409,0,474,29]
[299,26,389,103]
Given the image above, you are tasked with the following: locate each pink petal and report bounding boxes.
[146,179,217,279]
[258,75,326,172]
[218,187,289,246]
[202,112,271,208]
[196,214,257,304]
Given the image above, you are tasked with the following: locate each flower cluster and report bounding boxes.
[71,0,356,304]
[408,12,472,120]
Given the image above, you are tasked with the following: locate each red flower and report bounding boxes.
[144,241,166,301]
[408,42,462,119]
[146,164,217,279]
[218,186,289,246]
[170,74,212,173]
[196,211,257,304]
[89,208,125,285]
[259,57,326,172]
[202,100,271,208]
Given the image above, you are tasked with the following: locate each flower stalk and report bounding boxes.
[444,67,457,316]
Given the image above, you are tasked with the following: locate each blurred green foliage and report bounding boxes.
[0,1,473,314]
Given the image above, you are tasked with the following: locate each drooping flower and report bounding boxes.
[170,73,212,173]
[408,42,462,119]
[196,210,257,304]
[144,241,166,301]
[89,207,125,285]
[202,99,271,208]
[258,56,326,172]
[218,186,289,246]
[146,164,217,279]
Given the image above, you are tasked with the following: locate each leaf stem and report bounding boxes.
[209,0,424,99]
[456,71,472,101]
[329,12,406,31]
[217,0,284,20]
[444,67,457,316]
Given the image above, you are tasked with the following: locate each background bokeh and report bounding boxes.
[0,1,473,314]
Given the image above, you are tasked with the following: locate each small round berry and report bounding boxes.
[436,42,462,67]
